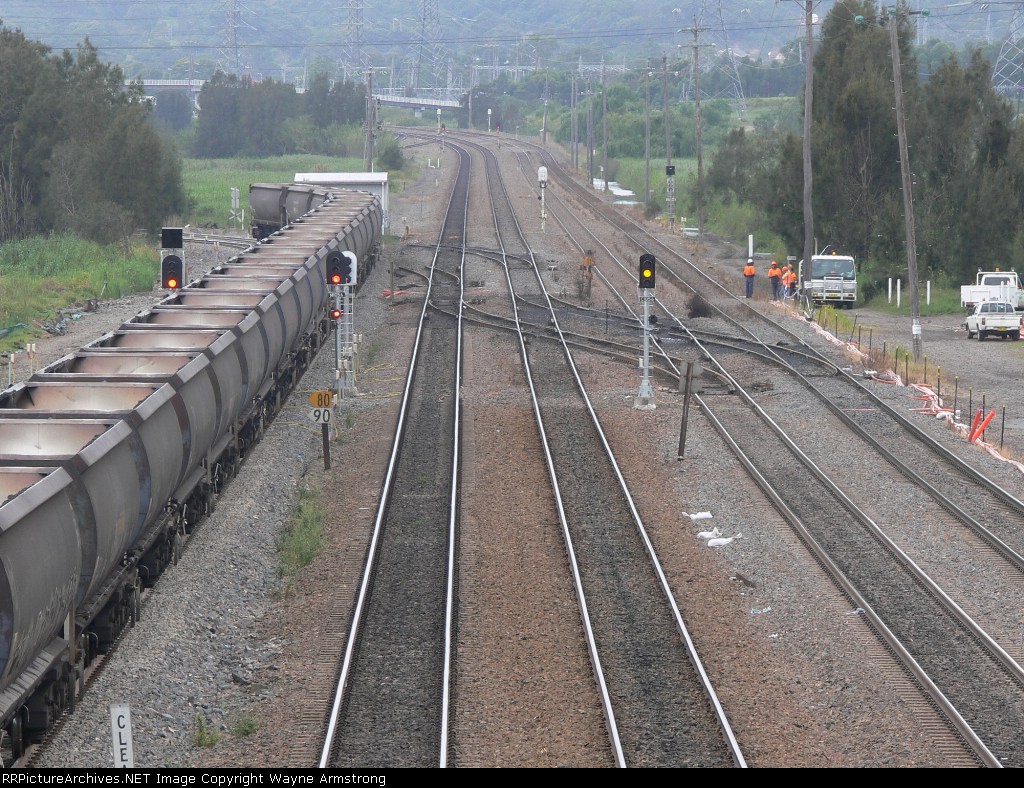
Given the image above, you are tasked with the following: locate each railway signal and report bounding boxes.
[636,253,656,409]
[639,253,656,289]
[161,255,183,290]
[327,254,344,286]
[160,227,184,290]
[329,307,342,321]
[326,251,358,287]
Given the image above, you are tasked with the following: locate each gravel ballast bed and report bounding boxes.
[28,148,1024,768]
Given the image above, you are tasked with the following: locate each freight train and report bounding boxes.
[0,187,382,761]
[250,183,330,242]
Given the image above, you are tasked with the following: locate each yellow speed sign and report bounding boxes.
[309,389,334,408]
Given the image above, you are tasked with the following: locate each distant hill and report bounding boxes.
[0,0,1014,85]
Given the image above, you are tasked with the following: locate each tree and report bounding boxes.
[239,78,300,156]
[0,27,185,242]
[375,132,405,171]
[151,90,193,133]
[195,72,244,156]
[914,49,1015,279]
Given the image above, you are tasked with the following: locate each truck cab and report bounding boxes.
[960,270,1024,311]
[804,254,857,308]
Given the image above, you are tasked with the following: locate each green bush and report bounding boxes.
[195,715,222,748]
[375,132,406,171]
[229,713,259,737]
[278,486,326,579]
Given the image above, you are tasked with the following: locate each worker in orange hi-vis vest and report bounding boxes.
[743,258,756,298]
[768,259,782,300]
[782,264,797,297]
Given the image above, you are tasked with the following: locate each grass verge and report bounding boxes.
[278,485,326,588]
[0,235,158,352]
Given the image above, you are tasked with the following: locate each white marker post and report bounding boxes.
[538,166,548,223]
[110,703,134,768]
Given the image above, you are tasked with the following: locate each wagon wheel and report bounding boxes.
[8,713,25,761]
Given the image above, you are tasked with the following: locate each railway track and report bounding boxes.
[35,132,1024,767]
[320,144,472,768]
[351,132,746,767]
[483,132,1024,765]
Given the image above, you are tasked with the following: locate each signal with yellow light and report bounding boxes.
[639,253,656,289]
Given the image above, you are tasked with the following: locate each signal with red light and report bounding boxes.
[161,254,183,290]
[326,251,357,287]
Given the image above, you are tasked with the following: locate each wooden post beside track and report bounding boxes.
[678,361,696,459]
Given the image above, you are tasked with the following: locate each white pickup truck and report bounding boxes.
[961,270,1024,311]
[964,300,1022,341]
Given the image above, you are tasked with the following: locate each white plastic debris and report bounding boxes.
[682,511,713,521]
[696,527,722,540]
[707,533,743,548]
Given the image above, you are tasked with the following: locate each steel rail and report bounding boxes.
[319,146,470,768]
[460,132,748,767]
[496,134,1014,765]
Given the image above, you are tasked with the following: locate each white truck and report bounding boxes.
[804,253,857,308]
[960,270,1024,311]
[964,299,1022,341]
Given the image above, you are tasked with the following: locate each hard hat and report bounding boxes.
[747,258,753,263]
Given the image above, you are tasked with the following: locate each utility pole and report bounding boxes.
[587,80,595,186]
[571,72,578,170]
[886,6,925,360]
[364,68,375,172]
[802,0,815,286]
[688,18,711,238]
[645,63,652,207]
[542,77,550,145]
[602,62,609,192]
[663,56,675,231]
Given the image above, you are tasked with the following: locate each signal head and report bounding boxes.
[161,253,183,290]
[326,251,358,287]
[639,253,657,289]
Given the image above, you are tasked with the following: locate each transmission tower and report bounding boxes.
[411,0,448,96]
[684,0,749,121]
[218,0,250,77]
[344,0,367,83]
[993,4,1024,105]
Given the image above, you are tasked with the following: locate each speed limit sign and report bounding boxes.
[310,407,332,425]
[309,389,334,407]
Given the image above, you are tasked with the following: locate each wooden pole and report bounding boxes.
[678,361,695,459]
